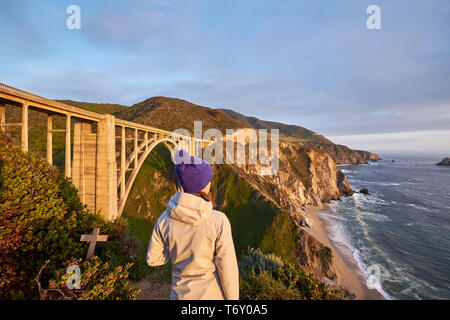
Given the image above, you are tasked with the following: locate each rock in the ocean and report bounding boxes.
[359,188,370,195]
[436,157,450,166]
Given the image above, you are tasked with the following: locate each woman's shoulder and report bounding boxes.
[155,210,171,225]
[210,210,231,224]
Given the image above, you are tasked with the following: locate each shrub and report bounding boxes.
[274,263,343,300]
[38,257,140,300]
[240,269,303,300]
[0,133,136,299]
[239,247,284,273]
[239,248,344,300]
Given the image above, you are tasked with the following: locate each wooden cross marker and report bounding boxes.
[80,228,108,260]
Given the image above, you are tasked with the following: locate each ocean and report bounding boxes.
[320,155,450,300]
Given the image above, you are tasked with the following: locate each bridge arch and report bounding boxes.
[117,137,178,217]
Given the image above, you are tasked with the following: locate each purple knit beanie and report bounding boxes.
[174,150,213,193]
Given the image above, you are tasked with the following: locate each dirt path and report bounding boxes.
[131,276,171,300]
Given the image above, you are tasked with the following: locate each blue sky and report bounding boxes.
[1,0,449,154]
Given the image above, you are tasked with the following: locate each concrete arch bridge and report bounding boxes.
[0,83,211,220]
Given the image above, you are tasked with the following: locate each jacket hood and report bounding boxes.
[168,192,213,226]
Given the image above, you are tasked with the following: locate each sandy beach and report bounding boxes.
[304,205,385,300]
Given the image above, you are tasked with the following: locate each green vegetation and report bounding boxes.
[211,164,280,256]
[0,132,139,299]
[58,100,128,114]
[239,248,284,273]
[40,256,139,300]
[239,249,343,300]
[260,212,300,264]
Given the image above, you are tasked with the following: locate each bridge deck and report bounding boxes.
[0,82,207,142]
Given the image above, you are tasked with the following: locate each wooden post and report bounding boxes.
[65,114,71,178]
[121,126,126,199]
[80,228,108,260]
[0,104,5,132]
[47,114,53,165]
[21,103,28,152]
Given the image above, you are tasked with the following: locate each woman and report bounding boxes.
[146,150,239,300]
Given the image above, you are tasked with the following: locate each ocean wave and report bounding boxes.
[352,252,395,300]
[350,180,401,187]
[406,203,433,213]
[359,211,391,222]
[323,218,355,253]
[352,193,390,208]
[321,210,394,299]
[318,211,347,221]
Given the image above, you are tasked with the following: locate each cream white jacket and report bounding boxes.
[146,192,239,300]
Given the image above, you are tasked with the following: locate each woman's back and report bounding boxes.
[147,192,239,300]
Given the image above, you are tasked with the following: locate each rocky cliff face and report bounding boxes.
[298,142,379,164]
[224,142,353,228]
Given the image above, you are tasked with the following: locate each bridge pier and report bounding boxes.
[72,120,97,213]
[95,114,118,221]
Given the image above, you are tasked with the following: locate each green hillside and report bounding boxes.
[114,96,246,133]
[58,100,128,114]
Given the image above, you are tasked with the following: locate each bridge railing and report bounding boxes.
[0,82,211,144]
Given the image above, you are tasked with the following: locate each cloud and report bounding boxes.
[1,0,449,152]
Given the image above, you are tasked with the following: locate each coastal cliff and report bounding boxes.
[226,142,353,225]
[297,142,379,164]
